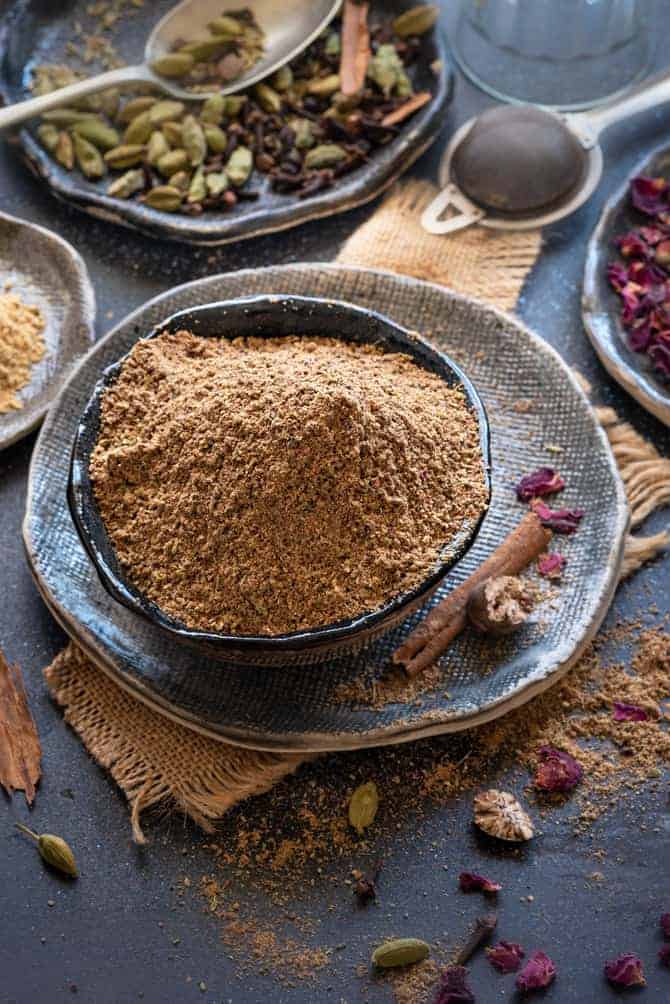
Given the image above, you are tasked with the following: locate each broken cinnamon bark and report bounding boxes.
[339,0,371,96]
[0,649,41,804]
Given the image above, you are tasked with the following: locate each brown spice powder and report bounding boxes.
[91,331,488,635]
[0,292,46,414]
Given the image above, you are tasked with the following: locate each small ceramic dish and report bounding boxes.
[0,211,95,450]
[583,143,670,427]
[68,294,491,665]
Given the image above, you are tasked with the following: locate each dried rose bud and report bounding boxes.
[613,701,649,722]
[534,746,582,793]
[604,953,645,987]
[433,965,475,1004]
[487,940,525,974]
[515,467,565,502]
[458,871,501,894]
[537,552,566,579]
[516,950,556,991]
[659,944,670,968]
[661,913,670,939]
[655,239,670,268]
[631,175,669,216]
[467,575,534,637]
[531,500,584,534]
[617,231,650,259]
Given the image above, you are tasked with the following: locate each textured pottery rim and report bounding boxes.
[0,210,96,450]
[582,143,670,427]
[23,265,629,752]
[67,294,491,655]
[0,16,453,247]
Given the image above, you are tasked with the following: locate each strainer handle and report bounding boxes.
[571,68,670,143]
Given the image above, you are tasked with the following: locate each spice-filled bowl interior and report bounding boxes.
[68,295,491,665]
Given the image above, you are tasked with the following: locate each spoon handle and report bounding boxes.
[570,68,670,142]
[0,65,158,131]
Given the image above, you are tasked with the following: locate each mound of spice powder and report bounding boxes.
[90,331,487,635]
[0,291,46,413]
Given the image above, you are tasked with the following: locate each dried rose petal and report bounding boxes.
[534,746,582,793]
[613,701,649,722]
[516,950,556,992]
[515,467,565,503]
[640,225,668,246]
[604,953,646,987]
[531,500,584,534]
[617,231,650,259]
[661,913,670,938]
[487,941,525,974]
[433,965,475,1004]
[631,175,669,216]
[537,552,566,579]
[660,944,670,967]
[458,871,501,894]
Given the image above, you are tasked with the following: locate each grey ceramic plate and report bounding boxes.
[0,0,453,247]
[24,265,628,753]
[0,210,95,451]
[583,144,670,427]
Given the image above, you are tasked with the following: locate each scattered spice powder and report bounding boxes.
[0,292,46,413]
[91,331,487,635]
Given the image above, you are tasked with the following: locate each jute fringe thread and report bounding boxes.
[43,181,668,840]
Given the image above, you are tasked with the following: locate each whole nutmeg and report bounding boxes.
[467,575,534,636]
[473,789,534,842]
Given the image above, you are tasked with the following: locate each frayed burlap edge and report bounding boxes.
[44,646,305,843]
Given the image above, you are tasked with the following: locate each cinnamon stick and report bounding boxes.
[0,649,41,804]
[381,92,432,128]
[340,0,370,97]
[393,512,551,677]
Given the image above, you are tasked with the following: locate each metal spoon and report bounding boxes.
[0,0,341,131]
[421,68,670,234]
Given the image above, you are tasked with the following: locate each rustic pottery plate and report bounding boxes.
[0,0,453,246]
[0,210,95,451]
[24,265,628,753]
[583,144,670,427]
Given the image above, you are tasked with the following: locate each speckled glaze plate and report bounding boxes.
[24,265,628,752]
[0,0,452,247]
[583,144,670,427]
[0,210,95,451]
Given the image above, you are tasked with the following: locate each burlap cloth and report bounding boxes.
[42,181,670,842]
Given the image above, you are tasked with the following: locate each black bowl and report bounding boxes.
[68,295,491,665]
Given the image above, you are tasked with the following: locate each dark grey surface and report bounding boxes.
[1,3,669,1002]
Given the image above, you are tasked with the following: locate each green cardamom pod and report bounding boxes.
[304,143,348,170]
[151,52,195,79]
[324,32,341,57]
[36,123,60,153]
[224,145,252,187]
[99,88,120,120]
[54,131,74,170]
[146,130,170,166]
[72,118,120,151]
[117,96,157,125]
[179,37,230,62]
[254,83,282,114]
[307,74,341,98]
[290,117,316,150]
[182,114,207,166]
[167,169,191,192]
[371,939,430,969]
[187,164,207,203]
[156,148,189,177]
[206,171,229,197]
[367,44,408,97]
[207,14,243,35]
[107,168,145,199]
[73,133,106,178]
[200,94,226,125]
[41,108,97,126]
[271,65,293,92]
[149,100,186,127]
[104,144,146,168]
[123,110,154,145]
[392,4,439,37]
[143,185,183,211]
[222,96,247,118]
[348,780,379,835]
[203,125,228,154]
[16,823,78,878]
[161,121,185,147]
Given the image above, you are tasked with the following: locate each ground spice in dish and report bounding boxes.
[0,292,46,413]
[91,331,487,635]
